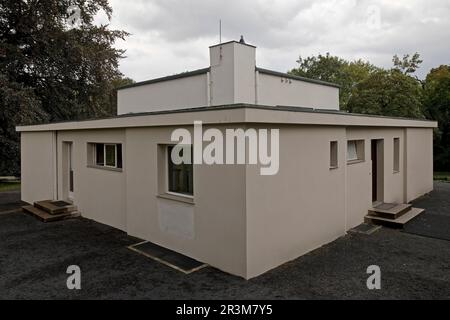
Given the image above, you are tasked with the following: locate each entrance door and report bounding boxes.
[371,139,384,203]
[63,142,74,200]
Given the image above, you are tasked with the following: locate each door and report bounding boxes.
[371,139,384,203]
[63,142,74,200]
[371,140,377,202]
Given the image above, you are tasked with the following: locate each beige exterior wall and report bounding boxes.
[405,128,434,202]
[246,125,347,278]
[345,128,406,229]
[21,131,56,203]
[117,73,208,115]
[56,129,127,231]
[257,73,340,110]
[124,125,247,277]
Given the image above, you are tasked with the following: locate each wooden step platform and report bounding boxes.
[22,205,79,222]
[366,207,424,228]
[369,203,412,219]
[34,200,77,215]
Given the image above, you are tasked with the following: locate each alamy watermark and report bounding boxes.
[66,265,81,290]
[366,265,381,290]
[170,121,279,175]
[66,5,81,29]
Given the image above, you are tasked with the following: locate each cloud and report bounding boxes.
[96,0,450,81]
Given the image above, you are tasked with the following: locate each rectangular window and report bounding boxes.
[89,143,122,169]
[393,137,400,173]
[347,140,365,163]
[167,145,193,196]
[330,141,338,169]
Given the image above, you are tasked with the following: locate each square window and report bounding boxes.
[167,145,193,196]
[347,140,365,163]
[89,143,122,169]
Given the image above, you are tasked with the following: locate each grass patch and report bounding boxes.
[434,172,450,182]
[0,181,21,192]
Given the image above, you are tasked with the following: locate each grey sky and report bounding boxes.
[96,0,450,81]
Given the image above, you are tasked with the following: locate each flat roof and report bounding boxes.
[256,67,340,88]
[117,66,339,91]
[117,67,210,90]
[16,104,437,132]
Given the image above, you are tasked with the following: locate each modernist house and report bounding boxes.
[17,39,437,279]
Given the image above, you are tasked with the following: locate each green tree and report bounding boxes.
[347,69,424,118]
[0,0,129,175]
[422,65,450,171]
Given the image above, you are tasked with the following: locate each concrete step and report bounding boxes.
[34,200,77,215]
[22,205,78,222]
[365,207,424,228]
[368,203,412,219]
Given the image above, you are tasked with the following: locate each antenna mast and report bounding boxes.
[219,19,222,44]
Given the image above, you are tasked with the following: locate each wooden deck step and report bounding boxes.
[366,207,424,228]
[22,205,79,222]
[34,200,77,215]
[369,203,412,219]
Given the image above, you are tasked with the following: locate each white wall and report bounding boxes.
[405,128,434,202]
[117,41,340,114]
[257,72,339,109]
[246,125,347,278]
[21,131,56,203]
[117,73,208,115]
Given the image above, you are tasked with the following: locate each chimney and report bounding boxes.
[209,38,256,105]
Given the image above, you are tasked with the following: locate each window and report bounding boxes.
[330,141,338,169]
[167,145,193,196]
[89,143,122,169]
[347,140,365,163]
[393,137,400,173]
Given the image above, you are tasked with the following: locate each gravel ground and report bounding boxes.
[0,183,449,299]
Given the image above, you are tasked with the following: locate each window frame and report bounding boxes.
[330,140,338,169]
[104,143,117,168]
[347,140,365,164]
[165,145,194,198]
[88,142,123,171]
[393,137,400,173]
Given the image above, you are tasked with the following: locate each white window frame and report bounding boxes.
[92,143,118,168]
[104,143,117,168]
[165,145,194,199]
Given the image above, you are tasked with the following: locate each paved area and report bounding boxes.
[0,183,449,299]
[405,182,450,240]
[0,191,22,213]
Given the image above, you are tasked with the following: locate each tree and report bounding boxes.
[392,52,423,75]
[422,65,450,171]
[0,73,49,175]
[347,69,423,118]
[0,0,129,175]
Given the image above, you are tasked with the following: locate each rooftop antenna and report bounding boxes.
[219,19,222,44]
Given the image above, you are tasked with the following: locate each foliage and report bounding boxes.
[422,65,450,171]
[0,0,129,175]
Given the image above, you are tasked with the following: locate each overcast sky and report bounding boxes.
[95,0,450,81]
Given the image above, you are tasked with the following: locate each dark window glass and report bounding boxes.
[117,144,122,168]
[105,144,116,167]
[168,145,193,195]
[95,143,104,165]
